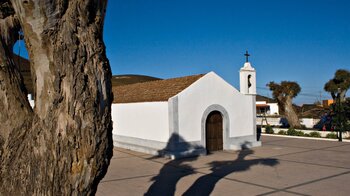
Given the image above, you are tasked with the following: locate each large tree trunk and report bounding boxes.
[0,1,113,195]
[284,97,301,128]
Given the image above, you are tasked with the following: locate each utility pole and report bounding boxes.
[336,88,343,142]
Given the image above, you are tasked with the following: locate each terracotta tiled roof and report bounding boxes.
[112,74,205,103]
[256,104,269,108]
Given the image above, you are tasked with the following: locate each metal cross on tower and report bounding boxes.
[244,50,250,62]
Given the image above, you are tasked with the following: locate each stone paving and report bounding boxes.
[96,135,350,196]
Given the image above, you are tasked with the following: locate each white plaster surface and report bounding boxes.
[268,103,279,115]
[176,72,255,142]
[240,62,256,95]
[112,102,170,142]
[300,118,320,128]
[257,117,320,128]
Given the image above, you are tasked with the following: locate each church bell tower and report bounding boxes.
[240,51,256,95]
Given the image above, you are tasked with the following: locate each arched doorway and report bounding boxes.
[206,111,223,152]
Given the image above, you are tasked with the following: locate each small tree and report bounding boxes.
[324,69,350,101]
[332,98,347,141]
[267,81,302,128]
[345,98,350,132]
[324,69,350,141]
[332,98,350,141]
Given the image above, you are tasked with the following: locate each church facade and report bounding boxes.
[112,61,260,159]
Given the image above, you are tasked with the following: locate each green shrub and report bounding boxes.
[286,128,297,135]
[304,133,310,137]
[278,130,287,135]
[326,132,338,139]
[286,128,305,136]
[309,131,321,138]
[265,125,274,134]
[296,131,305,136]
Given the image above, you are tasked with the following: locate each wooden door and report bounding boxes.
[206,111,223,152]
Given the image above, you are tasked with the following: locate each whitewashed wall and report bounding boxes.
[257,117,320,128]
[176,72,255,142]
[268,103,279,115]
[112,102,170,142]
[28,94,35,108]
[256,117,282,126]
[300,118,320,128]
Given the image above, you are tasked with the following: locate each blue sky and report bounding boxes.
[103,0,350,105]
[15,0,350,105]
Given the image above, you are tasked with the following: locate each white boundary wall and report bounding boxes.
[257,117,320,128]
[262,127,349,138]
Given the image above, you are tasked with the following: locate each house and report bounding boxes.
[111,61,260,158]
[256,95,279,116]
[322,99,334,107]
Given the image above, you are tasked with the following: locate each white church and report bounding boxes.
[112,58,261,159]
[21,53,261,159]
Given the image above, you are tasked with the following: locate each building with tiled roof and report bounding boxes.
[256,95,279,116]
[112,61,260,159]
[15,53,261,158]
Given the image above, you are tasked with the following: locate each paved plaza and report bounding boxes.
[97,135,350,196]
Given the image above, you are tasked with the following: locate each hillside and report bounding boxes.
[111,74,161,86]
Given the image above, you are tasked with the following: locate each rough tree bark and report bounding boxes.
[283,96,301,128]
[0,1,113,195]
[268,81,302,128]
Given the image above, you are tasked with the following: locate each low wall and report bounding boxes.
[261,127,349,138]
[257,117,281,126]
[257,117,320,128]
[300,118,321,128]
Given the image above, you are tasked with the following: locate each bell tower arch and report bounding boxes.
[240,51,256,95]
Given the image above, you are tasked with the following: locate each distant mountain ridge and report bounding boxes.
[112,74,161,86]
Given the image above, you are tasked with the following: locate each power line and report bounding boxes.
[257,86,331,99]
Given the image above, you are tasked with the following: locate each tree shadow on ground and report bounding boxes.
[183,142,279,196]
[144,140,279,196]
[144,133,200,196]
[144,156,198,196]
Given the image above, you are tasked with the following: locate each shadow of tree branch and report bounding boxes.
[144,140,279,196]
[183,142,279,196]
